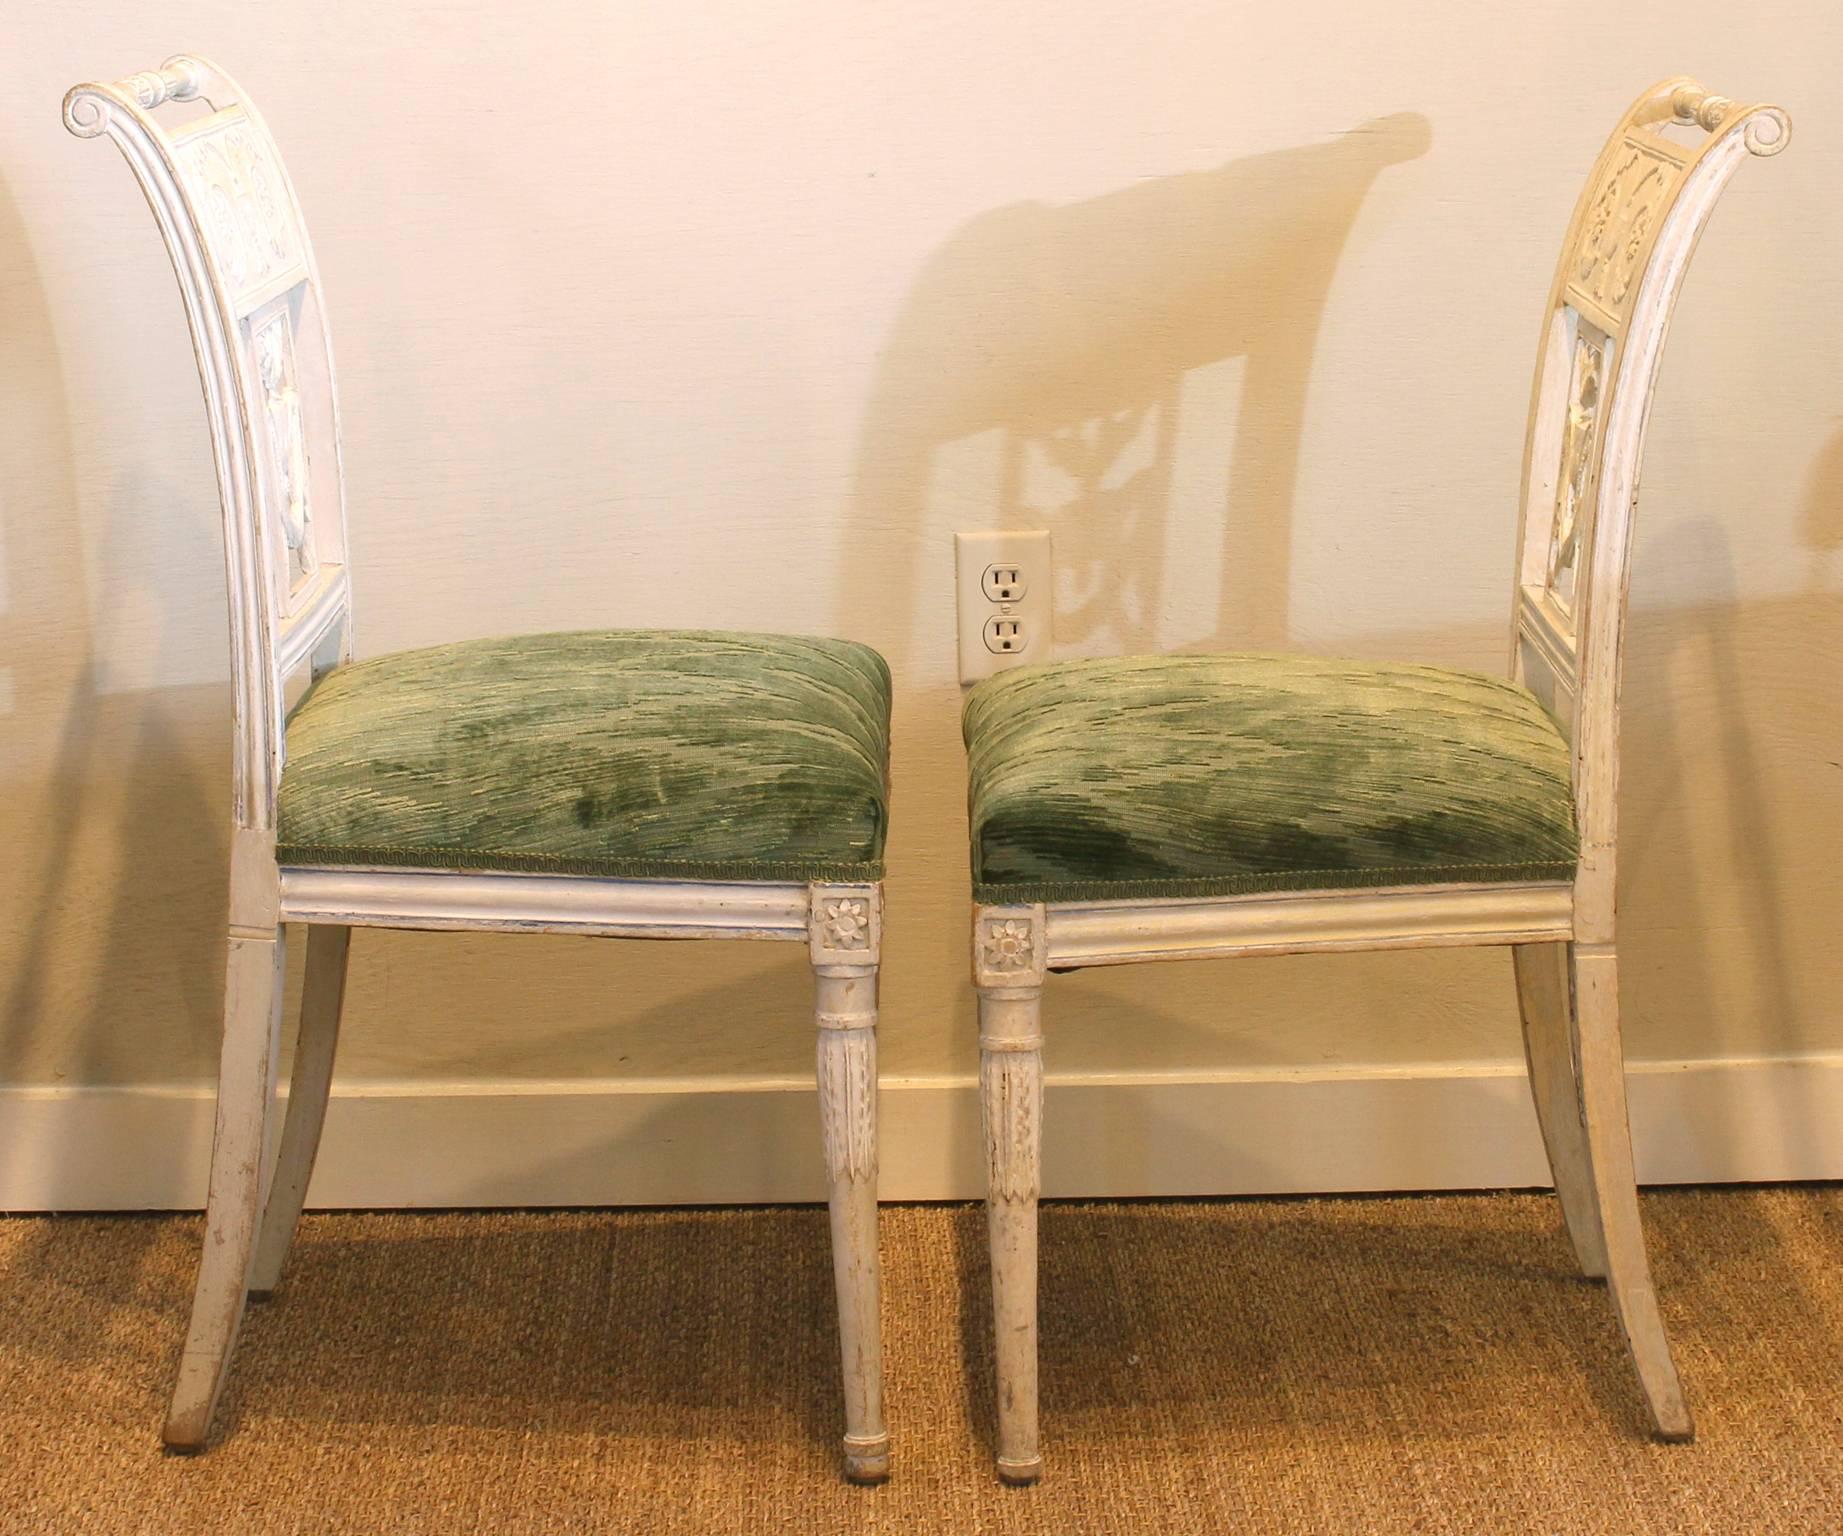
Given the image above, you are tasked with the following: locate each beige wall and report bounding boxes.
[1,6,1840,1126]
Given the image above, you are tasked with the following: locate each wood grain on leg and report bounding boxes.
[251,924,351,1298]
[1569,942,1692,1440]
[1514,941,1608,1279]
[164,925,286,1450]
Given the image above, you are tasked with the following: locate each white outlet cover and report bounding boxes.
[955,529,1052,684]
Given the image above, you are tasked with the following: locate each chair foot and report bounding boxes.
[997,1454,1043,1487]
[842,1432,891,1484]
[1613,1273,1695,1441]
[163,1355,229,1452]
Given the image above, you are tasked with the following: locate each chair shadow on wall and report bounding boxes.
[0,168,230,1215]
[849,111,1432,668]
[1798,419,1843,574]
[1621,414,1843,1179]
[1619,515,1827,1174]
[846,114,1432,1077]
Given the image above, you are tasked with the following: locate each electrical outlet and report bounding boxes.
[983,564,1027,603]
[956,530,1051,684]
[984,615,1024,653]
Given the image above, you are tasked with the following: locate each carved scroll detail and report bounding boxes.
[980,1049,1042,1203]
[817,1027,878,1184]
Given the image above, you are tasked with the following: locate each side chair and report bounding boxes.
[65,57,891,1482]
[960,77,1791,1482]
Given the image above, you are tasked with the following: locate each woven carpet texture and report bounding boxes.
[2,1190,1840,1533]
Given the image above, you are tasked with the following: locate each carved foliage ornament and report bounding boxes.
[818,1028,877,1184]
[1546,330,1607,617]
[981,918,1036,973]
[1571,139,1680,315]
[821,898,871,951]
[175,117,303,298]
[253,311,316,593]
[809,886,879,968]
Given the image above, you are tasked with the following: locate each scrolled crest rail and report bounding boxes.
[63,54,220,136]
[1667,77,1791,154]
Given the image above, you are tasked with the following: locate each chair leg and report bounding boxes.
[979,982,1044,1484]
[1567,942,1693,1441]
[808,884,887,1483]
[971,903,1049,1483]
[250,924,351,1298]
[164,924,286,1450]
[1513,942,1608,1279]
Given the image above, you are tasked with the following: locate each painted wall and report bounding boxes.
[1,4,1839,1192]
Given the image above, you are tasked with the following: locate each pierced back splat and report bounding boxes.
[1508,77,1789,934]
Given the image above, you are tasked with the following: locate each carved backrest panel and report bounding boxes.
[1539,318,1612,621]
[172,111,307,309]
[1569,135,1686,327]
[67,58,350,829]
[1510,78,1788,922]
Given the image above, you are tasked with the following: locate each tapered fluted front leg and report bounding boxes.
[980,989,1043,1483]
[165,922,286,1449]
[973,903,1048,1485]
[809,884,888,1483]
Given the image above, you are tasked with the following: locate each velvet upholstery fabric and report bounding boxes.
[277,630,891,880]
[963,653,1577,903]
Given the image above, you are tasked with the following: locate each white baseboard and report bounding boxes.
[3,1053,1841,1210]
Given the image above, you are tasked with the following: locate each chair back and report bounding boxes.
[66,56,351,834]
[1510,78,1788,931]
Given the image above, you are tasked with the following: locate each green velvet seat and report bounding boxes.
[963,653,1577,903]
[277,630,891,881]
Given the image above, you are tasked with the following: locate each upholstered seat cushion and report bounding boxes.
[963,653,1577,903]
[277,630,891,880]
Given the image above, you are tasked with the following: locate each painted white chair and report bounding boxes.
[65,56,891,1482]
[961,78,1790,1483]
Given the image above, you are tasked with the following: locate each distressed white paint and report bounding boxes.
[966,79,1793,1477]
[0,3,1838,1204]
[1045,882,1576,963]
[60,54,889,1476]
